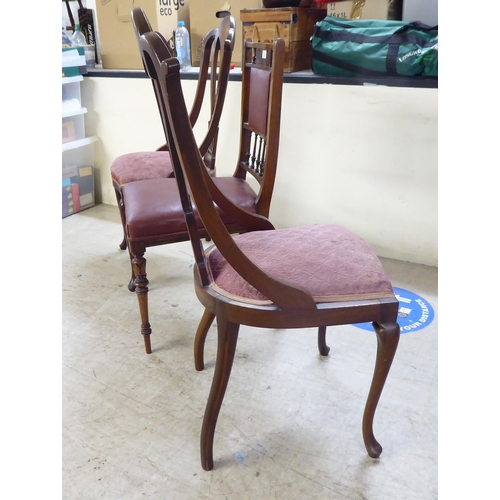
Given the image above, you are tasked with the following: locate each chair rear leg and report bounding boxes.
[362,321,400,457]
[132,254,152,354]
[114,184,136,291]
[194,308,216,371]
[127,245,137,292]
[200,312,240,470]
[317,326,330,356]
[113,185,128,250]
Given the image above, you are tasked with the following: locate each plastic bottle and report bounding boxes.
[62,20,73,47]
[71,24,86,46]
[175,21,191,71]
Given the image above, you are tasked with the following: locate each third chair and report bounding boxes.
[111,8,236,252]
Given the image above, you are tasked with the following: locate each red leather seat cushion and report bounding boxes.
[123,177,258,242]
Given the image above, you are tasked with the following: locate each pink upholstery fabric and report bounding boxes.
[111,152,173,187]
[123,176,258,243]
[207,225,395,305]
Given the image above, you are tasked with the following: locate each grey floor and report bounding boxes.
[62,203,438,500]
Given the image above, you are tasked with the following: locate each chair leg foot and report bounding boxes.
[143,333,152,354]
[200,313,239,470]
[119,236,127,250]
[362,321,400,458]
[194,309,216,371]
[317,326,330,356]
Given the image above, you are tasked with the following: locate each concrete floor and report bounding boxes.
[62,203,438,500]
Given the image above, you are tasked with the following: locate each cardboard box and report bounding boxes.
[240,7,326,73]
[95,0,190,69]
[189,0,262,67]
[326,0,402,20]
[327,1,354,19]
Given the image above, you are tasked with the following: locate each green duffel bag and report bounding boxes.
[311,17,438,78]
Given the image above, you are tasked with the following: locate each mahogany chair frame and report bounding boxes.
[140,31,401,471]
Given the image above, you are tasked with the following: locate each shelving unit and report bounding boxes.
[62,74,97,218]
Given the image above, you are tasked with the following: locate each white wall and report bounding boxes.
[81,77,437,266]
[402,0,438,26]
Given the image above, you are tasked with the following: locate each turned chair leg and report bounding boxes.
[317,326,330,356]
[132,254,152,354]
[113,185,128,251]
[362,321,400,458]
[200,313,240,471]
[194,309,216,371]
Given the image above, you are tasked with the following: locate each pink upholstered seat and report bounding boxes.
[207,224,395,305]
[111,151,173,187]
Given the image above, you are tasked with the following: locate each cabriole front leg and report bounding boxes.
[200,312,240,470]
[362,321,400,458]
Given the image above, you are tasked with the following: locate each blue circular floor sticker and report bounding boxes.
[353,287,434,334]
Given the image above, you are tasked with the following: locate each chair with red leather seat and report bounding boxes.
[121,27,286,355]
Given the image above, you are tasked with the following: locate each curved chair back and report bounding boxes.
[131,7,235,172]
[195,15,236,171]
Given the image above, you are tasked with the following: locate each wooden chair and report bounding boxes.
[123,26,286,355]
[140,31,401,471]
[111,8,236,251]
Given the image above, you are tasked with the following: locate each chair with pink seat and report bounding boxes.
[138,30,402,471]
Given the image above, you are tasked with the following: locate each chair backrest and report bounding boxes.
[131,7,235,170]
[233,39,286,217]
[193,15,236,171]
[131,8,172,148]
[139,33,313,311]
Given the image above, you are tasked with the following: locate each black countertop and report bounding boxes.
[86,66,438,89]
